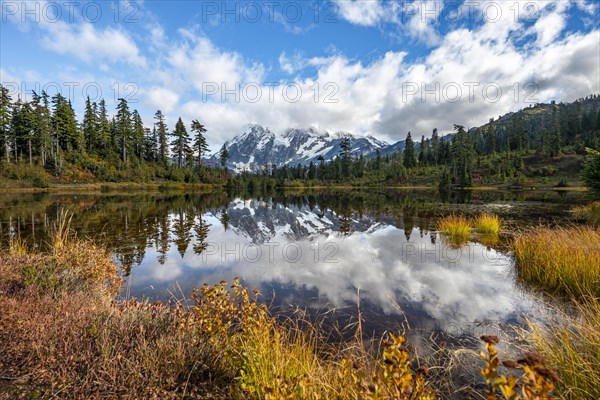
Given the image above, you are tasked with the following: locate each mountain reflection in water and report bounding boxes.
[1,189,582,339]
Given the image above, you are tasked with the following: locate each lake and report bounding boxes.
[0,188,590,347]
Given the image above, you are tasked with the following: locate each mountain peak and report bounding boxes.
[212,126,393,173]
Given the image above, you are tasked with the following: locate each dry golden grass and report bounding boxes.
[573,201,600,226]
[437,215,473,245]
[474,213,501,235]
[512,226,600,297]
[522,296,600,399]
[0,238,236,398]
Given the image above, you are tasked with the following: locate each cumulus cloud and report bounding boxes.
[164,31,265,94]
[170,18,598,146]
[334,0,388,26]
[4,0,598,147]
[144,87,180,115]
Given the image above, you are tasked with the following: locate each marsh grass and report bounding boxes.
[438,215,473,237]
[521,296,600,399]
[474,213,501,235]
[512,226,600,297]
[573,201,600,226]
[8,236,27,255]
[437,215,473,245]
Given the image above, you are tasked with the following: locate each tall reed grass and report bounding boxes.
[474,213,501,235]
[437,215,472,243]
[512,226,600,297]
[573,201,600,226]
[522,296,600,399]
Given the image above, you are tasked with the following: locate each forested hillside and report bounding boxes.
[0,85,221,186]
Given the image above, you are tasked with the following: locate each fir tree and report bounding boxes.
[171,117,191,167]
[82,96,98,152]
[97,99,112,156]
[339,136,352,178]
[219,144,229,168]
[451,124,476,187]
[430,128,439,165]
[0,85,13,162]
[31,91,52,166]
[191,119,208,166]
[131,110,145,159]
[115,98,132,162]
[403,132,416,168]
[154,110,169,165]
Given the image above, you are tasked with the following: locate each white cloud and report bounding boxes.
[165,34,264,93]
[144,87,180,115]
[41,23,147,67]
[5,0,597,147]
[334,0,388,26]
[405,0,443,46]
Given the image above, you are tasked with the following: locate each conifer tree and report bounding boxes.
[115,98,132,162]
[132,110,145,159]
[339,136,352,178]
[31,91,52,166]
[191,119,208,166]
[154,110,169,165]
[219,144,229,168]
[0,85,12,162]
[430,128,439,165]
[451,124,475,187]
[171,117,191,167]
[97,99,112,156]
[82,96,98,152]
[403,132,416,168]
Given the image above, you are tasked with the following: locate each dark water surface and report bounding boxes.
[0,188,590,343]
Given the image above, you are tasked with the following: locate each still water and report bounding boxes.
[0,189,589,343]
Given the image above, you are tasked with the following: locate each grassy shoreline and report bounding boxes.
[1,215,598,398]
[0,179,590,193]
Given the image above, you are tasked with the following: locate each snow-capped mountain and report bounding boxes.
[209,124,396,173]
[209,198,397,244]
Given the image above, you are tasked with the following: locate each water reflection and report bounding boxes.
[0,189,585,337]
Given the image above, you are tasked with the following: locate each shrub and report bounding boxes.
[32,175,49,188]
[581,147,600,193]
[572,201,600,226]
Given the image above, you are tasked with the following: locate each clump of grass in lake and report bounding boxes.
[521,295,600,399]
[572,201,600,226]
[474,213,501,235]
[437,215,473,245]
[512,226,600,297]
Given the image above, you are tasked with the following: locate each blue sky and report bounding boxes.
[1,0,599,148]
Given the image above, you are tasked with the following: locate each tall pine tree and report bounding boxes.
[171,117,191,167]
[403,132,416,168]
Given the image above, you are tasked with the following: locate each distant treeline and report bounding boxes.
[1,83,599,188]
